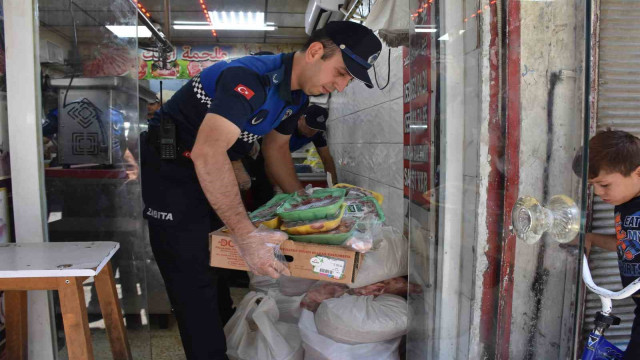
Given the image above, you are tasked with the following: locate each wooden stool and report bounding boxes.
[0,242,132,360]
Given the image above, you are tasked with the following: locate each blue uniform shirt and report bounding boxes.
[289,128,327,152]
[152,53,308,160]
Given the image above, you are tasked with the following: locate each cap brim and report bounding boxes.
[342,52,374,89]
[307,124,326,131]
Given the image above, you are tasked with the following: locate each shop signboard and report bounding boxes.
[403,30,433,209]
[137,44,299,80]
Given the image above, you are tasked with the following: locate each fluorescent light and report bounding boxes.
[174,24,276,31]
[106,25,152,38]
[415,28,437,33]
[174,11,276,31]
[173,20,209,25]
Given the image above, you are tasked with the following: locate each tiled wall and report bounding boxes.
[327,43,405,230]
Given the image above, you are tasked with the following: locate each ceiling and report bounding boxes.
[38,0,318,46]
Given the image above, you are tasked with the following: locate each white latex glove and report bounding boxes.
[233,226,291,279]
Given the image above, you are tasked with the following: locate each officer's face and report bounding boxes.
[302,43,354,96]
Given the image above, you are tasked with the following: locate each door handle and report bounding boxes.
[511,195,580,244]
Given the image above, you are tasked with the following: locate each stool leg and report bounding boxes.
[94,261,132,360]
[5,290,28,360]
[58,277,94,360]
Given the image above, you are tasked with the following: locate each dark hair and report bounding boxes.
[301,27,339,60]
[588,130,640,179]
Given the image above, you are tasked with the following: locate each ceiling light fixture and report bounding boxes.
[106,25,152,38]
[173,11,277,31]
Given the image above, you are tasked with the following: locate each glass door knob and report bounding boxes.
[511,195,580,244]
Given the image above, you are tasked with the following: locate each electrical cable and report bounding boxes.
[373,48,391,90]
[63,0,79,108]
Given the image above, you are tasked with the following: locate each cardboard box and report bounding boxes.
[209,231,361,284]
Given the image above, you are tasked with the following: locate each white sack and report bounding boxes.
[298,309,401,360]
[349,227,408,288]
[315,294,408,344]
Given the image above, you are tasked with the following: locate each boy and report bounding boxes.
[581,130,640,359]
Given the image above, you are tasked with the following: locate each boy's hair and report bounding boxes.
[588,130,640,179]
[301,27,339,60]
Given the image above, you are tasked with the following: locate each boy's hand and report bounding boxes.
[561,233,593,255]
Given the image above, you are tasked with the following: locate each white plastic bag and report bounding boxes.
[349,226,408,288]
[279,275,318,296]
[314,294,408,344]
[298,309,401,360]
[225,291,303,360]
[248,272,279,293]
[267,288,304,324]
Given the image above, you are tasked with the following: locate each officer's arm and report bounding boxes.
[316,146,337,184]
[262,130,303,193]
[191,113,255,236]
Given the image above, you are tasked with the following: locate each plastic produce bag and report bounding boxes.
[248,272,279,293]
[224,291,303,360]
[300,281,348,312]
[314,294,408,344]
[279,275,318,296]
[340,216,383,253]
[348,226,408,288]
[298,309,401,360]
[267,288,304,324]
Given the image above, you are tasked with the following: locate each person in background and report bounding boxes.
[572,130,640,359]
[147,96,161,120]
[245,104,337,209]
[147,90,175,120]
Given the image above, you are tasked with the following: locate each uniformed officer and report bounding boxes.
[246,104,336,209]
[288,104,336,182]
[141,21,382,359]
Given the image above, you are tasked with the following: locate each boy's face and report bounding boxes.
[588,167,640,205]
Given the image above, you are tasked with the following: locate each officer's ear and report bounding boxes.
[305,42,325,63]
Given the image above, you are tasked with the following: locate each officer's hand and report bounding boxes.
[232,226,291,279]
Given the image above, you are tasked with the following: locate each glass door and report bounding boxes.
[37,1,152,358]
[405,0,590,358]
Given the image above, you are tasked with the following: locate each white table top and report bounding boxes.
[0,242,119,278]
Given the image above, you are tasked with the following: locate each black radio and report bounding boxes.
[158,81,177,160]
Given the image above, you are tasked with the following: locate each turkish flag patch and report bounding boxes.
[234,84,255,100]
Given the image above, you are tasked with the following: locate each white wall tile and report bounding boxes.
[327,43,405,231]
[389,144,404,190]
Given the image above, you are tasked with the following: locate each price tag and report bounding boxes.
[310,256,346,279]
